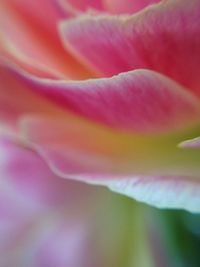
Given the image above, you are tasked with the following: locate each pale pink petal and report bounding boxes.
[19,113,200,183]
[0,135,154,267]
[179,137,200,149]
[108,176,200,213]
[0,136,87,208]
[61,0,200,96]
[104,0,160,14]
[0,0,93,79]
[4,131,200,215]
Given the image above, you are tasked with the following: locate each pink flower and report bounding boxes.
[0,0,200,264]
[1,0,200,209]
[0,0,200,267]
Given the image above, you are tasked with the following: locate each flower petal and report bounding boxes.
[1,61,200,182]
[104,0,160,14]
[0,61,62,128]
[0,134,154,267]
[0,0,93,79]
[19,113,200,183]
[108,176,200,213]
[5,125,200,216]
[35,69,200,133]
[179,137,200,149]
[0,135,79,209]
[61,0,104,12]
[2,61,200,134]
[58,0,159,16]
[60,0,200,96]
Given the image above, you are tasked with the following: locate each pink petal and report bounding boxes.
[37,69,200,133]
[108,176,200,213]
[104,0,160,14]
[179,137,200,149]
[4,130,200,214]
[0,0,93,79]
[2,61,200,178]
[61,0,104,12]
[52,0,105,20]
[0,134,154,266]
[0,135,80,209]
[20,114,200,181]
[60,0,160,17]
[0,61,60,128]
[2,61,200,134]
[60,0,200,96]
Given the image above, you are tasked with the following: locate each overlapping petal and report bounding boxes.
[31,69,200,133]
[61,0,104,13]
[179,137,200,149]
[1,0,200,215]
[108,176,200,213]
[19,114,200,214]
[17,114,198,177]
[0,134,154,267]
[2,61,200,133]
[0,0,93,79]
[0,61,62,128]
[104,0,160,14]
[61,0,160,15]
[1,61,200,185]
[61,0,200,96]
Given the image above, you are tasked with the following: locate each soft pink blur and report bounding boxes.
[0,0,200,265]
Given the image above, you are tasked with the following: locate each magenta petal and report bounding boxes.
[61,0,159,15]
[37,69,200,133]
[104,0,160,14]
[60,0,200,96]
[2,62,200,133]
